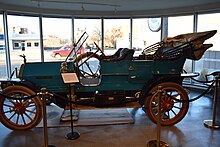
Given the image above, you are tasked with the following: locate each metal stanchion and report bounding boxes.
[41,88,56,147]
[204,72,220,129]
[147,86,169,147]
[60,72,80,140]
[65,84,80,140]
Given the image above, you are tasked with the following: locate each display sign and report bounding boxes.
[61,73,79,84]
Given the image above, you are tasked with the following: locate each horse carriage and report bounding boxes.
[0,30,217,130]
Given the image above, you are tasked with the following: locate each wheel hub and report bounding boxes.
[162,99,174,112]
[14,102,26,114]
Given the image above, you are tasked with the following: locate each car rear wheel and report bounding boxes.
[0,85,42,130]
[55,54,62,59]
[144,82,189,126]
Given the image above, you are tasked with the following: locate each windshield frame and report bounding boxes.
[65,32,89,62]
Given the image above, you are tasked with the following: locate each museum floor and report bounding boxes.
[0,90,220,147]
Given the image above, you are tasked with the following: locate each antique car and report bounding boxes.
[0,30,217,130]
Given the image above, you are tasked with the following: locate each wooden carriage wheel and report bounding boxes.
[144,82,189,126]
[0,85,42,130]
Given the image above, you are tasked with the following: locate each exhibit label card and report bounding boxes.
[61,73,79,84]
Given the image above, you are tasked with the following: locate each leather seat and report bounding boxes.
[102,48,134,61]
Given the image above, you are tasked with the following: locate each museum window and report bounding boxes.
[195,13,220,82]
[103,19,130,55]
[168,15,194,37]
[42,17,72,61]
[167,15,194,83]
[7,14,41,75]
[132,18,161,56]
[0,14,7,79]
[74,18,102,53]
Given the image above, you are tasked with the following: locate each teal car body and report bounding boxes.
[19,55,185,93]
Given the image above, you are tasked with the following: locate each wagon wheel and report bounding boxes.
[0,85,42,130]
[144,82,189,126]
[76,52,101,78]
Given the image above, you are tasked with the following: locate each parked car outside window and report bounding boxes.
[51,44,85,59]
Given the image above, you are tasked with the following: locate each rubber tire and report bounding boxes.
[144,82,189,126]
[55,54,62,59]
[0,85,42,130]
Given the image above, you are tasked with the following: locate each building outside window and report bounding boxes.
[13,42,20,48]
[34,42,39,47]
[27,42,31,47]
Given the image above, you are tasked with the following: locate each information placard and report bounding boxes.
[61,73,79,84]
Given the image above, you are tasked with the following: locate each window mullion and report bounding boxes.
[3,11,11,78]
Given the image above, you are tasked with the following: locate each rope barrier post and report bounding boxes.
[204,72,220,129]
[147,86,169,147]
[41,88,56,147]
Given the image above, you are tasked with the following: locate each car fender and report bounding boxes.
[0,79,39,93]
[139,74,182,105]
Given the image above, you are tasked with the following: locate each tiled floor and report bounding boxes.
[0,90,220,147]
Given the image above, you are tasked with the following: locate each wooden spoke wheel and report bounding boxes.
[144,82,189,126]
[76,52,101,78]
[0,85,42,130]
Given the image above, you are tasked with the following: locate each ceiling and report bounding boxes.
[1,0,220,17]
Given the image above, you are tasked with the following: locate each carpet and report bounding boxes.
[37,104,134,128]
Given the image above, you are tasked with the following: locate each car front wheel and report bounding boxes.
[0,85,42,130]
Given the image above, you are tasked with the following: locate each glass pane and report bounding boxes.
[196,13,220,81]
[133,18,161,56]
[74,19,101,53]
[42,17,72,61]
[104,19,130,55]
[0,14,7,79]
[7,15,40,77]
[168,15,194,77]
[168,15,193,37]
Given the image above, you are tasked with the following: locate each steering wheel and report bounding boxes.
[94,42,105,56]
[76,52,101,78]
